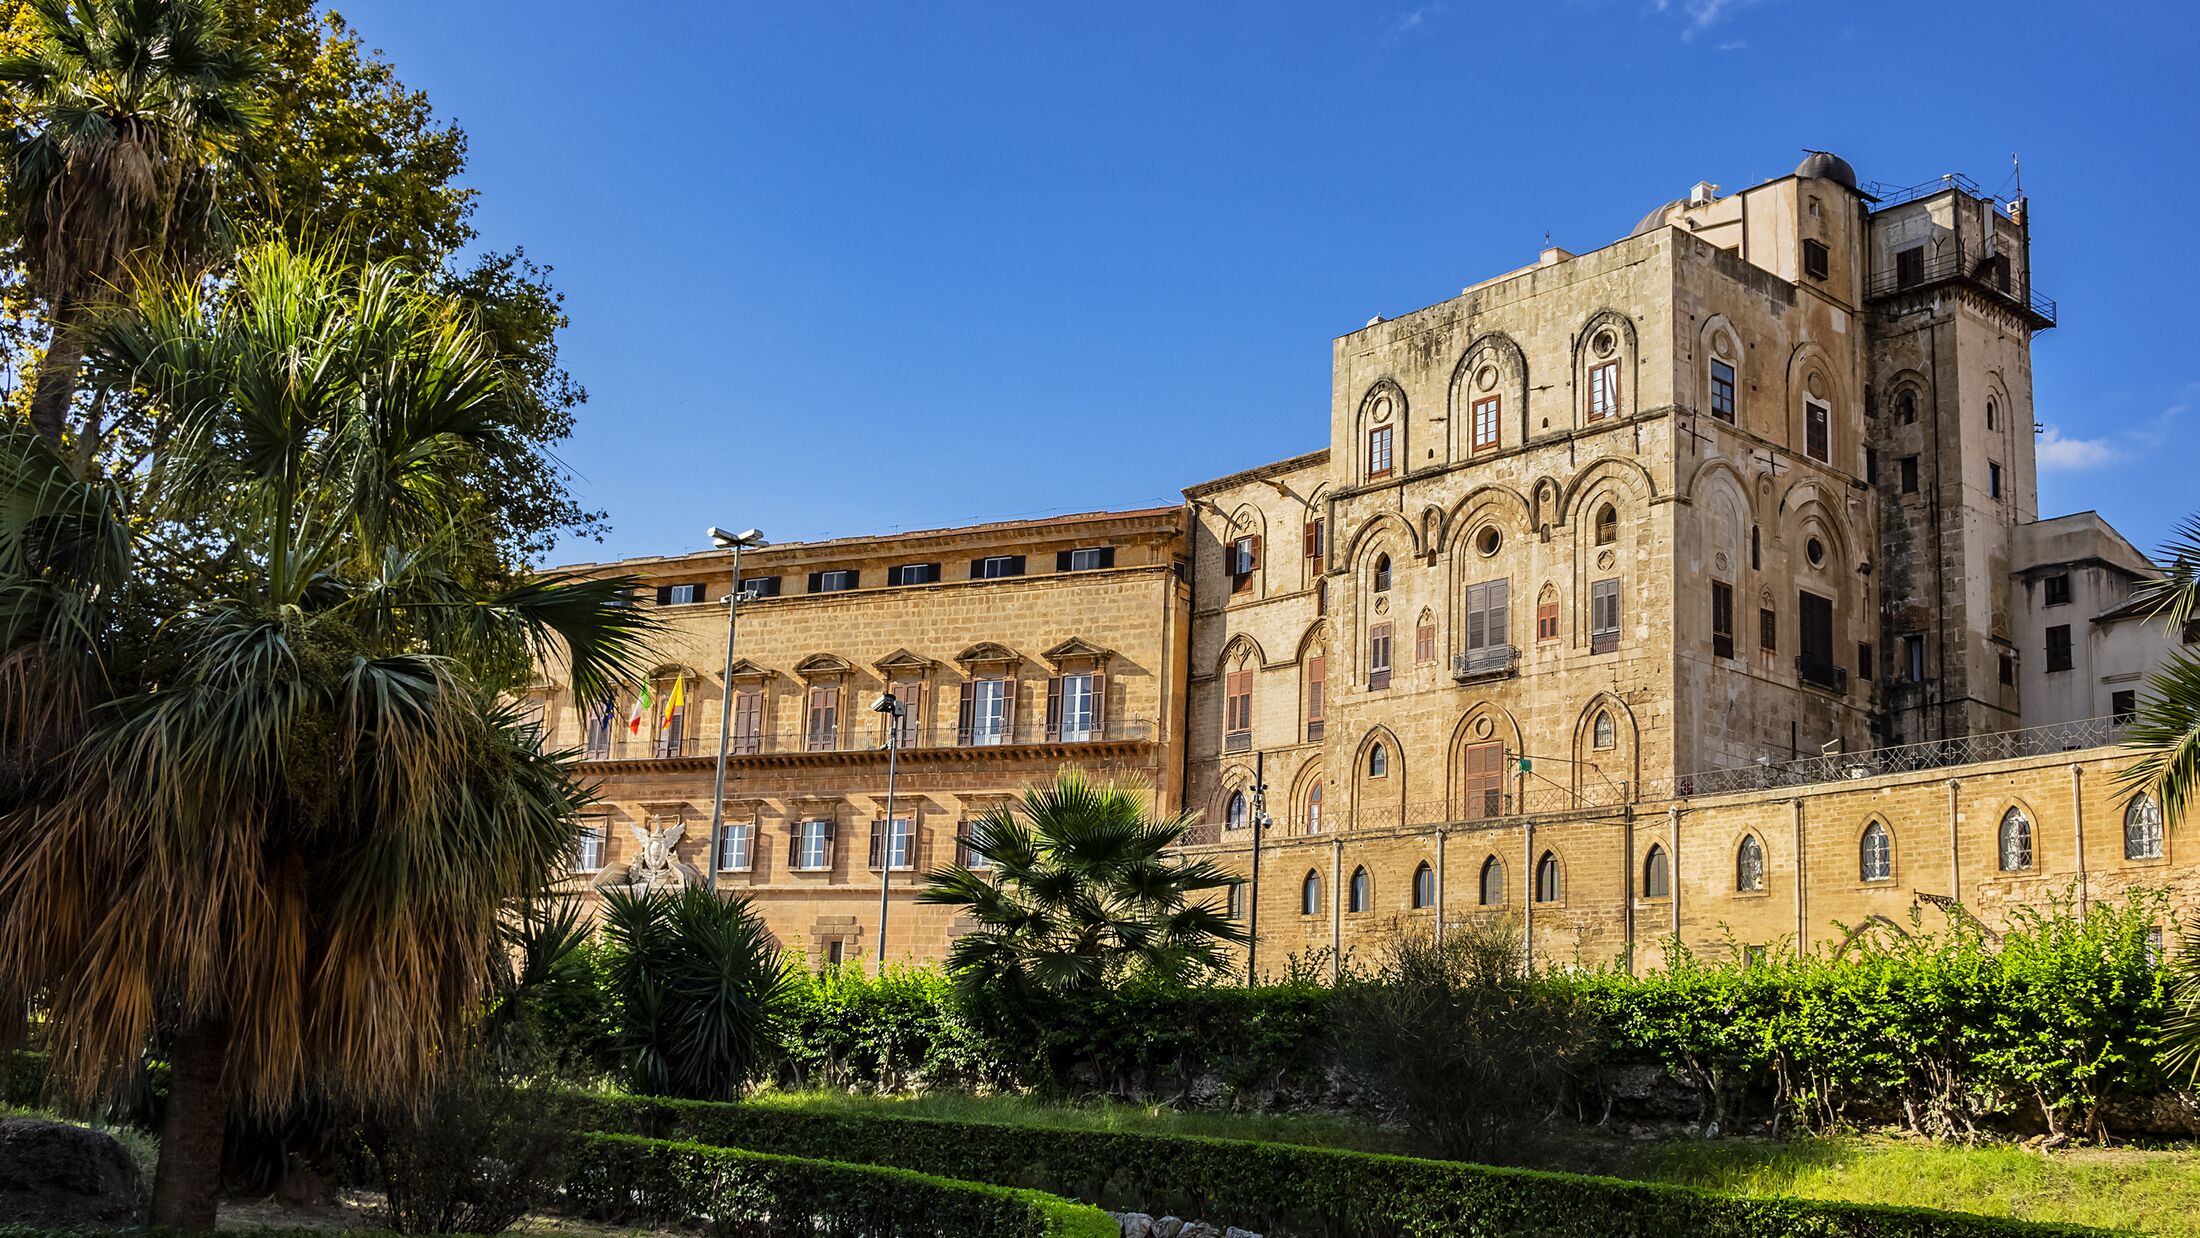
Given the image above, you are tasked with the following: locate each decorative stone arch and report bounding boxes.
[1882,366,1931,424]
[1857,815,1897,883]
[1290,755,1328,836]
[1445,704,1524,819]
[1301,482,1333,589]
[791,653,855,681]
[1558,455,1659,525]
[1569,693,1641,802]
[1355,378,1409,483]
[1216,632,1267,676]
[1224,500,1269,599]
[1688,460,1754,581]
[1351,724,1406,829]
[1572,307,1639,430]
[952,643,1021,673]
[1342,508,1422,567]
[1529,474,1565,537]
[1213,761,1256,835]
[1981,368,2014,434]
[1784,340,1850,465]
[1831,914,1914,958]
[1443,484,1534,556]
[1698,314,1746,423]
[1779,483,1858,591]
[1448,332,1530,456]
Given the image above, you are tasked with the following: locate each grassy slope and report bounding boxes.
[750,1090,2199,1236]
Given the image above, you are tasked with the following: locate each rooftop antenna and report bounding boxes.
[2011,152,2023,199]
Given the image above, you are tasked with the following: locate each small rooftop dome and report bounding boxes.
[1630,198,1685,237]
[1795,150,1858,190]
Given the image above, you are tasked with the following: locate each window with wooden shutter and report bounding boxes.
[1305,654,1324,741]
[1804,400,1831,464]
[1367,425,1393,479]
[1229,536,1260,594]
[1368,623,1392,690]
[1463,580,1509,651]
[886,682,923,747]
[738,574,780,599]
[1303,519,1324,573]
[2046,624,2073,672]
[869,816,915,871]
[971,556,1026,580]
[1712,581,1735,659]
[1049,672,1099,742]
[1224,669,1251,751]
[1535,590,1559,642]
[1471,395,1501,452]
[732,689,763,755]
[965,677,1011,745]
[1414,620,1435,664]
[1760,607,1777,654]
[1798,590,1835,672]
[889,563,939,586]
[806,684,839,751]
[1059,546,1113,572]
[1590,579,1620,653]
[1463,741,1506,820]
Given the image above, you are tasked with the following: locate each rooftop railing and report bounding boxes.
[1864,247,2056,327]
[1659,715,2129,801]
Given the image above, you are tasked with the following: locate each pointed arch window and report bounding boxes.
[1642,844,1670,899]
[2126,794,2164,860]
[1710,358,1737,422]
[1534,851,1562,903]
[1595,505,1618,546]
[1593,710,1616,750]
[1998,808,2034,872]
[1306,782,1323,834]
[1412,862,1435,909]
[1860,821,1892,882]
[1368,743,1388,778]
[1478,856,1506,906]
[1736,835,1766,892]
[1348,866,1372,913]
[1225,791,1248,831]
[1374,554,1392,592]
[1300,870,1322,916]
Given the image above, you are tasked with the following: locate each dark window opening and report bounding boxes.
[1802,238,1830,280]
[2046,624,2073,673]
[1895,246,1925,288]
[1712,581,1735,660]
[1900,456,1919,494]
[2044,573,2071,606]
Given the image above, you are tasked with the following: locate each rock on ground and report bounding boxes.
[0,1117,140,1225]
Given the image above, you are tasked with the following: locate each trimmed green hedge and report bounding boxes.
[582,1097,2127,1238]
[565,1131,1119,1237]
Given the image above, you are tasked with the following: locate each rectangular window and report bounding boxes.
[954,818,993,871]
[719,820,753,872]
[1760,606,1778,654]
[1858,641,1873,681]
[888,562,940,586]
[1804,400,1831,464]
[738,574,781,600]
[1865,446,1879,485]
[1367,424,1393,479]
[1536,592,1559,642]
[806,684,839,751]
[1471,395,1501,452]
[795,820,833,871]
[1900,456,1919,494]
[1229,535,1259,594]
[810,569,858,593]
[655,583,702,606]
[1303,519,1325,574]
[971,555,1026,580]
[731,689,763,755]
[1051,672,1099,742]
[1306,654,1325,741]
[1710,360,1736,423]
[1368,623,1393,690]
[1712,581,1735,659]
[1590,579,1621,653]
[2043,573,2071,607]
[1798,590,1835,674]
[1989,461,2003,499]
[2000,653,2016,686]
[1414,620,1436,664]
[1462,741,1507,820]
[572,818,608,872]
[868,817,916,872]
[2113,689,2138,723]
[1904,634,1926,683]
[2046,624,2073,673]
[1463,579,1510,651]
[1895,245,1925,288]
[1802,238,1830,279]
[1058,547,1113,572]
[1224,669,1252,750]
[965,677,1011,745]
[653,689,686,758]
[885,682,924,747]
[1588,361,1619,420]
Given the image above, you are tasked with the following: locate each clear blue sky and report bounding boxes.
[355,0,2200,566]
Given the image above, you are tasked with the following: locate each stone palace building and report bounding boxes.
[533,152,2194,972]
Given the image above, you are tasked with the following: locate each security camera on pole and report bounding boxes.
[704,527,766,894]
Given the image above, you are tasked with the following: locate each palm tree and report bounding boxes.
[598,886,794,1101]
[2124,514,2200,827]
[919,771,1245,997]
[0,237,651,1229]
[0,0,265,450]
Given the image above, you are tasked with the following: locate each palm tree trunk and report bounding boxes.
[148,1014,233,1230]
[28,299,84,450]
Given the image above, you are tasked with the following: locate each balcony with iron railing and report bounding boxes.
[1863,247,2055,328]
[1451,643,1519,684]
[1795,655,1848,695]
[574,717,1156,762]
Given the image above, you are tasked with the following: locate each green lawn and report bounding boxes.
[750,1089,2200,1236]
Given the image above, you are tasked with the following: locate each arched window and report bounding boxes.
[1479,856,1506,906]
[1594,505,1618,546]
[1534,851,1562,903]
[1736,835,1765,892]
[1896,391,1917,424]
[2126,794,2165,860]
[1986,397,1998,431]
[1412,861,1435,909]
[1368,743,1388,778]
[1860,821,1892,882]
[1998,808,2034,872]
[1225,791,1247,831]
[1349,866,1371,913]
[1225,883,1243,920]
[1642,844,1670,899]
[1374,555,1392,592]
[1593,711,1616,750]
[1300,870,1321,916]
[1306,782,1324,834]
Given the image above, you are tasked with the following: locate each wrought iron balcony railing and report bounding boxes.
[1795,656,1848,694]
[1864,247,2055,328]
[1451,643,1519,684]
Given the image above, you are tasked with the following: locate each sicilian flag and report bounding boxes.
[628,682,654,735]
[660,677,685,728]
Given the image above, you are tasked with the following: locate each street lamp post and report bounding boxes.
[704,527,766,894]
[1248,749,1269,984]
[871,692,905,974]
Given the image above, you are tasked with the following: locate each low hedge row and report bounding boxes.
[565,1131,1119,1237]
[582,1096,2125,1238]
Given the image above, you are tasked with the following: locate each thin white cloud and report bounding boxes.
[1651,0,1773,42]
[2036,425,2119,472]
[1388,2,1452,36]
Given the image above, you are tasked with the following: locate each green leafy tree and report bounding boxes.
[0,0,264,449]
[0,237,651,1229]
[599,886,794,1102]
[920,771,1246,997]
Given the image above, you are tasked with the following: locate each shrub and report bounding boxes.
[361,1075,586,1234]
[580,1097,2118,1238]
[564,1131,1118,1237]
[601,887,795,1100]
[777,965,1010,1092]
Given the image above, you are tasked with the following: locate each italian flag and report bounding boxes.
[628,682,653,735]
